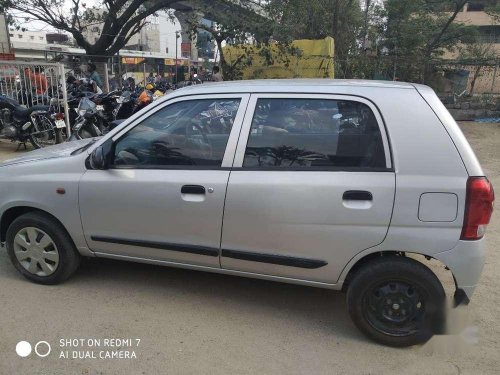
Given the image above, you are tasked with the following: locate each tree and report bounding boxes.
[2,0,166,57]
[0,0,228,58]
[382,0,477,82]
[190,18,250,79]
[261,0,363,79]
[183,0,309,80]
[269,0,362,60]
[361,0,373,53]
[459,41,498,95]
[184,0,273,79]
[485,2,500,23]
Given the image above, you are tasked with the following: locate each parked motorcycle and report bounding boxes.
[113,90,136,120]
[0,94,64,149]
[65,80,174,142]
[93,90,122,129]
[68,97,103,141]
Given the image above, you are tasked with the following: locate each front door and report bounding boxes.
[220,94,395,283]
[79,94,249,267]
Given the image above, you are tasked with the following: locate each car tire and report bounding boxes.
[346,256,445,347]
[6,212,81,285]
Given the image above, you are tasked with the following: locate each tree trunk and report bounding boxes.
[362,0,372,54]
[470,65,482,96]
[215,38,229,79]
[423,0,468,82]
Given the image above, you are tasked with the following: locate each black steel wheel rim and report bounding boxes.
[363,280,426,337]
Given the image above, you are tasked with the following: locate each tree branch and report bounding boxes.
[425,0,467,56]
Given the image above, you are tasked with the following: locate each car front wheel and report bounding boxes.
[347,256,445,347]
[6,212,81,284]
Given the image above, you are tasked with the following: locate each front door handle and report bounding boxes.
[343,190,373,201]
[181,185,206,195]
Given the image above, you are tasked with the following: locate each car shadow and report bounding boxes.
[72,256,363,342]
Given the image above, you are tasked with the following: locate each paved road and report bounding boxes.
[0,125,499,374]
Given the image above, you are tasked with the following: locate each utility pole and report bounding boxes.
[175,31,180,84]
[117,50,121,84]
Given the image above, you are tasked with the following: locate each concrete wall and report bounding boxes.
[444,99,500,121]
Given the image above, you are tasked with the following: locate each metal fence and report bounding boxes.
[0,60,70,130]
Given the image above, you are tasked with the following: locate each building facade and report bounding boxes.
[456,1,500,52]
[454,1,499,94]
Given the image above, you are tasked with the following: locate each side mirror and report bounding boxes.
[89,139,113,170]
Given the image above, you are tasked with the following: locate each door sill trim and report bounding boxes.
[221,249,328,269]
[90,236,219,257]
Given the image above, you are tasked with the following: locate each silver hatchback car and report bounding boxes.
[0,80,494,346]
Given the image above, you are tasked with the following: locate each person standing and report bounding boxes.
[211,66,223,82]
[24,67,48,95]
[87,62,103,90]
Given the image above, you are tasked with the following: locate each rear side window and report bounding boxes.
[243,98,386,169]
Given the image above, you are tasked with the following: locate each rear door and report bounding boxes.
[220,94,395,284]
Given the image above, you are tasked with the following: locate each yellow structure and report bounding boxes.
[223,37,334,79]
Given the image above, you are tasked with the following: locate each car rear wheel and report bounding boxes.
[347,256,445,347]
[6,212,81,284]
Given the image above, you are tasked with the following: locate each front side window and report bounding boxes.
[243,98,386,169]
[113,98,241,167]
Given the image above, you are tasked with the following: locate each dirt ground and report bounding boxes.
[0,123,499,375]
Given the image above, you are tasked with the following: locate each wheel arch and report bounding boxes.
[1,206,70,245]
[339,250,456,297]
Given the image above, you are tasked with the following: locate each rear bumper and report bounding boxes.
[434,237,486,302]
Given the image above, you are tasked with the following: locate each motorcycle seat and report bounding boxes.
[29,105,50,112]
[13,106,30,119]
[13,105,50,120]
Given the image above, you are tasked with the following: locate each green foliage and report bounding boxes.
[384,0,474,57]
[189,0,292,78]
[379,0,477,82]
[0,0,261,57]
[268,0,363,59]
[485,3,500,23]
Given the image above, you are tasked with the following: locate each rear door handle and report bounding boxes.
[181,185,206,195]
[343,190,373,201]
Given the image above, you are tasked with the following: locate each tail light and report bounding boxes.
[461,177,495,240]
[55,112,64,120]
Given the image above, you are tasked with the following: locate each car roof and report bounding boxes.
[169,79,416,98]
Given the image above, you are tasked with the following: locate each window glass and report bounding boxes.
[243,98,386,169]
[114,98,241,167]
[467,1,486,11]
